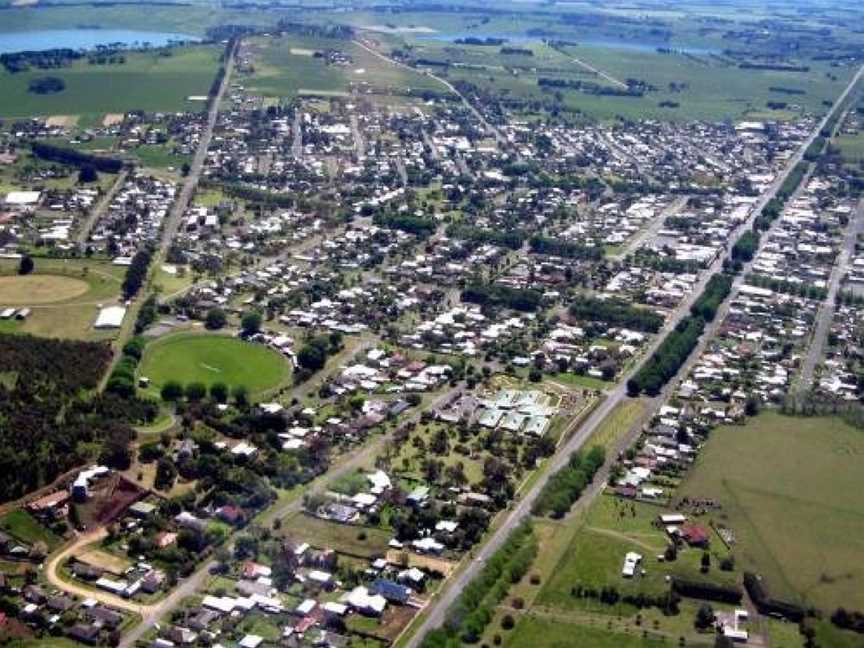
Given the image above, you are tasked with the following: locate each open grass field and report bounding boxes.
[244,34,445,100]
[677,411,864,612]
[537,496,736,615]
[505,615,669,648]
[0,45,221,120]
[586,399,645,452]
[0,509,62,551]
[280,512,391,559]
[0,274,89,305]
[0,257,124,339]
[138,332,290,396]
[835,132,864,165]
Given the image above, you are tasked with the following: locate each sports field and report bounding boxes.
[0,44,221,120]
[138,333,290,396]
[0,274,89,305]
[0,258,125,340]
[677,411,864,612]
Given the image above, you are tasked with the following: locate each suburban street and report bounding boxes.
[403,63,864,647]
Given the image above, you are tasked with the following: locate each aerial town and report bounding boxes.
[1,1,864,648]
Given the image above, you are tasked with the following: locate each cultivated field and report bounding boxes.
[677,411,864,612]
[138,332,290,396]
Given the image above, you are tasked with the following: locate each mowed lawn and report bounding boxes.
[139,333,290,396]
[0,258,125,340]
[0,44,220,119]
[677,411,864,612]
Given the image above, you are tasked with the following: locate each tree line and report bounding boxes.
[421,522,537,646]
[569,296,664,333]
[31,141,124,173]
[461,282,543,312]
[533,445,605,517]
[529,235,604,260]
[122,245,154,300]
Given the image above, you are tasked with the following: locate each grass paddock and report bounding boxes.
[678,411,864,612]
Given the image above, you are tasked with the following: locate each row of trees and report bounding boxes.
[373,211,438,238]
[121,245,154,300]
[422,522,537,647]
[569,296,664,333]
[31,141,124,173]
[628,316,705,396]
[533,445,605,517]
[529,235,604,260]
[461,282,543,312]
[161,380,248,406]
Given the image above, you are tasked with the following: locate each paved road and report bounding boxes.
[75,168,129,246]
[292,110,303,158]
[798,195,864,389]
[350,114,365,159]
[612,194,689,261]
[404,64,864,647]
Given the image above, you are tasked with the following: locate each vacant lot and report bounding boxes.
[0,45,220,120]
[0,274,89,305]
[281,512,391,559]
[139,333,290,396]
[77,545,132,575]
[677,411,864,612]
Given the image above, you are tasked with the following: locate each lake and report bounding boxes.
[0,29,200,55]
[417,31,717,55]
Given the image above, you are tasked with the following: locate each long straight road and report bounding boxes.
[403,63,864,648]
[75,168,129,246]
[798,196,864,389]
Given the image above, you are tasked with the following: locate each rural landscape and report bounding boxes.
[1,0,864,647]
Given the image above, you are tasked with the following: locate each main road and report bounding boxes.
[403,63,864,648]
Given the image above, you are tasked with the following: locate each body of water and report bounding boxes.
[418,31,717,55]
[0,29,200,55]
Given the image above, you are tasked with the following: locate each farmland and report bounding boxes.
[138,332,291,397]
[677,411,864,612]
[243,34,446,101]
[0,45,221,120]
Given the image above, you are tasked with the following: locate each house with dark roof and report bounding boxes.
[370,579,410,604]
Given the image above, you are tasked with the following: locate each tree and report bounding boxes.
[694,603,715,630]
[210,382,229,403]
[154,457,177,491]
[241,310,262,336]
[232,384,249,406]
[185,382,207,402]
[17,254,34,276]
[161,380,184,401]
[205,307,227,330]
[181,162,191,176]
[700,551,711,573]
[78,165,98,183]
[298,343,326,371]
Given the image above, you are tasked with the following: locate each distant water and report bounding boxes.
[418,31,717,55]
[0,29,200,55]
